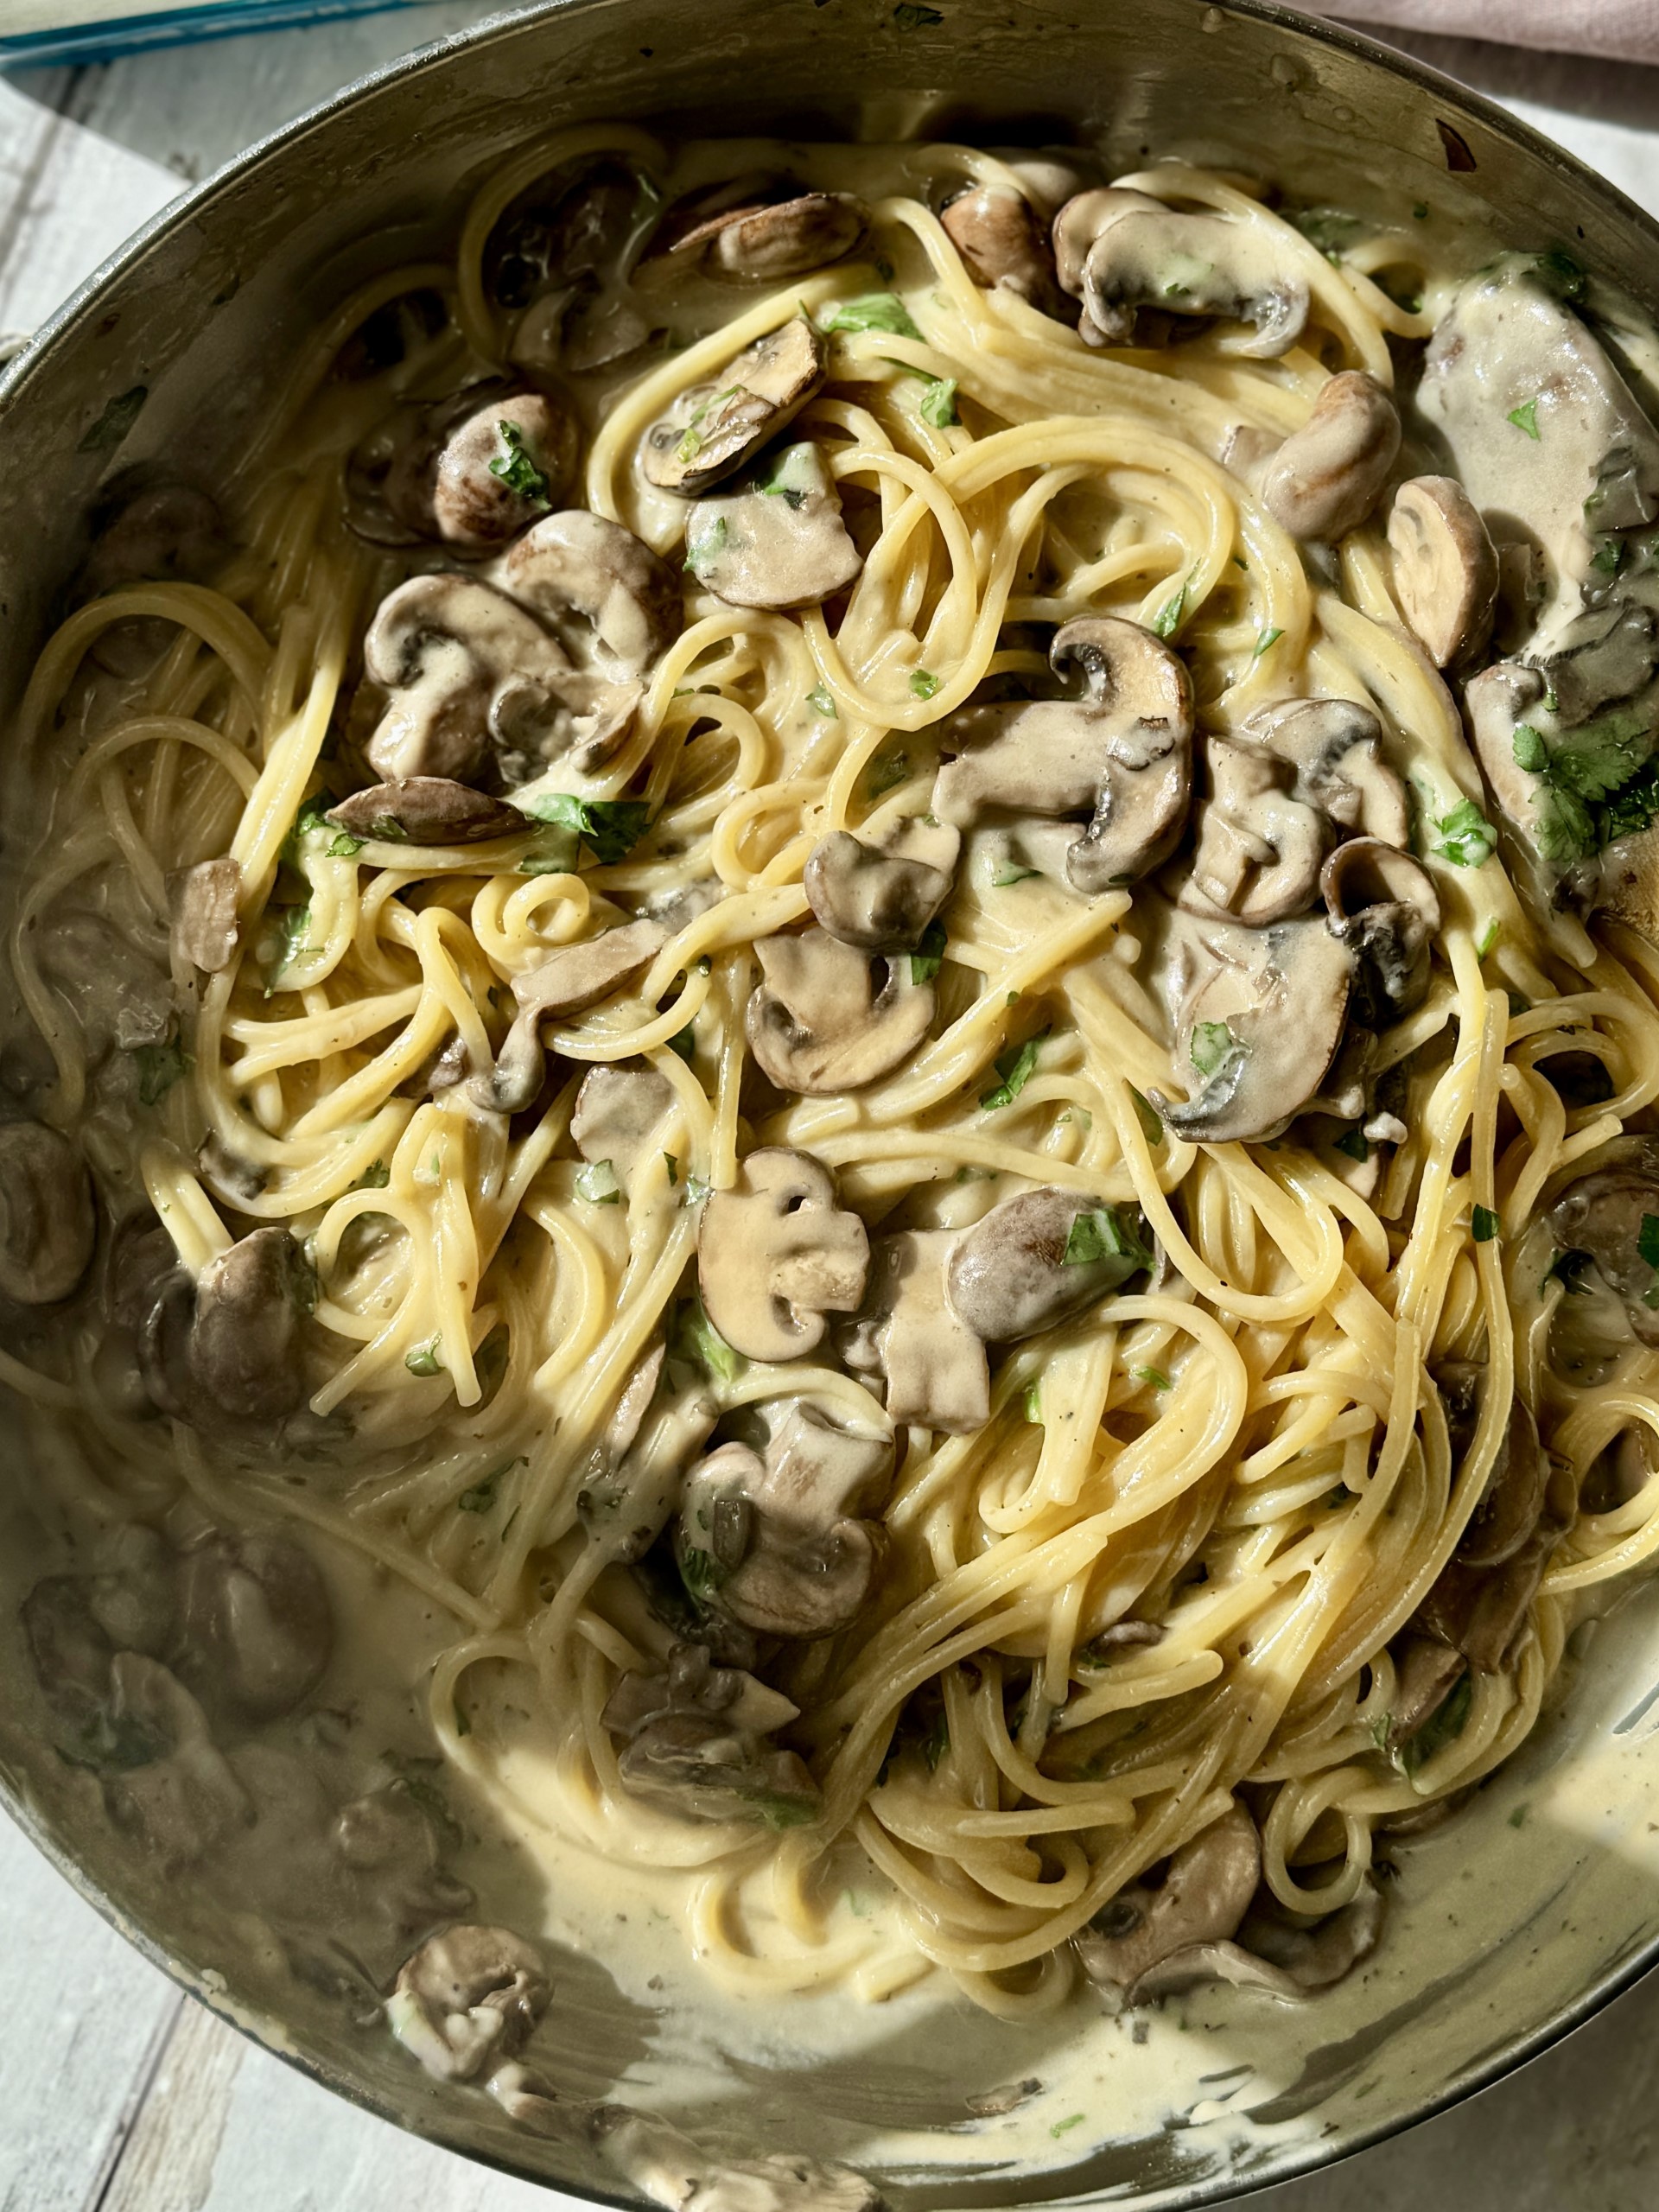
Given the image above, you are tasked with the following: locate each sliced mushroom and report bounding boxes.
[349,385,576,552]
[842,1229,990,1433]
[1388,475,1499,669]
[171,1531,333,1722]
[387,1924,550,2082]
[1545,1138,1659,1347]
[183,1227,312,1422]
[602,1641,819,1827]
[578,1358,715,1567]
[941,185,1066,315]
[40,909,173,1062]
[101,1653,251,1870]
[494,510,683,682]
[591,2106,883,2212]
[1244,696,1409,848]
[642,319,825,495]
[1386,1633,1467,1748]
[327,778,526,847]
[933,617,1193,893]
[1414,1528,1560,1674]
[1321,837,1440,1027]
[0,1121,95,1304]
[663,188,868,283]
[1074,1802,1261,2007]
[1179,736,1330,925]
[362,573,639,786]
[1261,372,1401,543]
[747,929,933,1093]
[1151,913,1355,1144]
[683,441,862,610]
[803,821,957,951]
[1141,1880,1385,2005]
[1058,193,1309,357]
[571,1065,678,1182]
[169,855,241,974]
[697,1148,868,1362]
[676,1398,893,1638]
[477,918,669,1113]
[946,1187,1149,1344]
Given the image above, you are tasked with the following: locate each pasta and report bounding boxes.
[11,124,1659,2037]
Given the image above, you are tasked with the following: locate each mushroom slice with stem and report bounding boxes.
[803,819,959,952]
[602,1642,820,1827]
[1387,475,1499,670]
[1244,696,1409,849]
[1386,1633,1468,1749]
[1058,193,1310,357]
[387,1924,551,2082]
[168,855,241,974]
[933,616,1194,893]
[494,510,683,682]
[1151,912,1355,1144]
[1074,1802,1262,2012]
[362,573,640,787]
[842,1229,990,1433]
[1261,372,1402,543]
[1544,1137,1659,1348]
[642,319,826,495]
[941,184,1067,315]
[663,188,868,283]
[171,1531,333,1723]
[571,1065,678,1184]
[476,918,670,1114]
[683,441,862,610]
[1179,736,1330,925]
[697,1148,869,1363]
[0,1121,96,1304]
[349,385,576,552]
[1434,1362,1554,1571]
[579,1358,716,1568]
[327,778,526,848]
[1139,1880,1386,2005]
[1321,837,1440,1027]
[676,1397,894,1638]
[177,1226,313,1423]
[947,1186,1151,1344]
[747,929,934,1093]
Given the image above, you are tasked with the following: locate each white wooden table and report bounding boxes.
[8,10,1659,2205]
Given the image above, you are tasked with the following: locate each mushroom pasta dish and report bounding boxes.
[14,123,1659,2080]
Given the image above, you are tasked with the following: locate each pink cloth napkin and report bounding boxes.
[1318,1,1659,64]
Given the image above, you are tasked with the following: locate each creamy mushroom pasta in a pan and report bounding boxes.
[14,126,1659,2080]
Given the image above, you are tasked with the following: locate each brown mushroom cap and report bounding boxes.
[571,1065,677,1183]
[1262,372,1402,542]
[1387,474,1499,670]
[477,919,670,1113]
[1545,1137,1659,1347]
[173,1531,333,1721]
[187,1226,312,1422]
[1321,836,1440,1027]
[602,1641,819,1827]
[362,572,640,785]
[169,856,242,974]
[747,929,934,1093]
[1244,696,1409,849]
[1058,194,1310,356]
[642,319,825,495]
[430,390,576,549]
[842,1228,990,1433]
[327,778,526,847]
[1435,1362,1553,1570]
[494,509,683,682]
[1075,1802,1262,1999]
[1179,735,1330,925]
[665,189,868,283]
[697,1147,869,1363]
[933,616,1194,893]
[803,828,955,952]
[683,440,862,611]
[941,184,1066,315]
[388,1924,551,2082]
[947,1186,1148,1344]
[0,1121,96,1305]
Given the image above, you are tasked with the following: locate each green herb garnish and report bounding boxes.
[1333,1126,1370,1162]
[575,1158,622,1205]
[1189,1020,1236,1077]
[405,1340,443,1377]
[1152,574,1190,639]
[910,668,942,700]
[1433,798,1497,868]
[807,683,838,719]
[918,376,960,428]
[1508,398,1541,441]
[1398,1671,1472,1777]
[676,1296,744,1385]
[488,419,552,504]
[911,919,947,982]
[866,747,911,796]
[980,1027,1048,1110]
[1132,1365,1172,1391]
[525,793,652,866]
[821,291,923,340]
[1471,1205,1501,1244]
[132,1033,190,1106]
[1252,625,1283,660]
[893,0,944,22]
[1063,1206,1154,1270]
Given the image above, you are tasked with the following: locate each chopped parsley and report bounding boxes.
[918,376,960,428]
[1189,1020,1237,1077]
[1252,625,1284,660]
[1471,1205,1502,1243]
[910,668,943,700]
[1333,1125,1370,1162]
[866,747,911,796]
[351,1158,391,1191]
[921,1712,950,1770]
[893,0,944,22]
[1050,2113,1087,2139]
[1507,398,1541,442]
[1397,1671,1472,1777]
[575,1158,622,1205]
[684,512,728,577]
[1530,245,1587,302]
[806,683,838,719]
[488,419,552,504]
[405,1340,443,1377]
[1022,1378,1042,1423]
[1511,716,1659,863]
[524,792,652,866]
[979,1027,1047,1110]
[1152,574,1191,639]
[459,1458,524,1514]
[1128,1085,1164,1146]
[675,1296,744,1385]
[911,919,947,982]
[1063,1205,1153,1269]
[664,1152,679,1186]
[683,1173,712,1207]
[821,291,923,340]
[1433,798,1497,868]
[1639,1213,1659,1273]
[1132,1365,1172,1391]
[991,861,1039,887]
[666,1023,696,1065]
[132,1033,190,1106]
